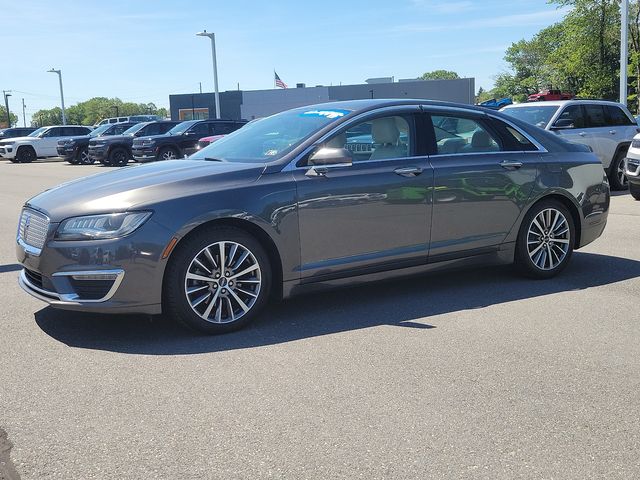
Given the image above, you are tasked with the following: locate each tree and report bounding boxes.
[0,106,18,128]
[420,70,460,80]
[476,87,494,103]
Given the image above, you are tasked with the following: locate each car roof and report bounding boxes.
[503,99,627,109]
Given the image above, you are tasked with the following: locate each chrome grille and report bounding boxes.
[17,208,50,254]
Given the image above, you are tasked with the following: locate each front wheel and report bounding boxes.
[158,147,179,161]
[77,147,93,165]
[16,146,36,163]
[108,147,129,167]
[609,151,628,191]
[164,227,272,334]
[630,182,640,201]
[515,200,575,279]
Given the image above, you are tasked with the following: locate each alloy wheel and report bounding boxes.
[616,157,628,188]
[184,241,261,324]
[527,208,571,271]
[162,150,176,160]
[80,149,90,164]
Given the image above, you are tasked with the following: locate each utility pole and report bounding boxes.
[620,0,629,105]
[22,98,26,127]
[196,30,221,119]
[2,90,11,127]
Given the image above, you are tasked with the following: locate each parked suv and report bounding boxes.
[95,115,160,126]
[0,125,92,163]
[527,89,574,102]
[57,122,138,165]
[88,120,180,166]
[624,135,640,200]
[0,127,36,140]
[132,119,246,162]
[502,100,638,190]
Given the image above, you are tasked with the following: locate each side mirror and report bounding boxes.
[308,147,352,167]
[551,119,574,129]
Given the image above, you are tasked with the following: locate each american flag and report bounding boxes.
[274,71,287,89]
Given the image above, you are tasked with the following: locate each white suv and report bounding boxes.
[0,125,92,163]
[502,100,638,190]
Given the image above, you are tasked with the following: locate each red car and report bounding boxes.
[527,89,574,102]
[196,134,226,151]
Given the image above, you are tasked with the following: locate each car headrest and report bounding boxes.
[471,129,493,148]
[372,118,399,145]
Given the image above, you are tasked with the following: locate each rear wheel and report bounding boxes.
[515,200,575,279]
[164,227,272,334]
[159,147,179,161]
[609,151,628,191]
[630,182,640,200]
[108,147,129,167]
[16,146,36,163]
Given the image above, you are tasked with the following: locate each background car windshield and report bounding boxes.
[90,125,112,137]
[190,107,351,163]
[502,105,559,128]
[122,123,147,135]
[28,127,48,137]
[167,121,197,135]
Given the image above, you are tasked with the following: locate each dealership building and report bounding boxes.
[169,77,475,121]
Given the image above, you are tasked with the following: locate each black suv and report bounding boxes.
[88,121,180,166]
[0,127,36,140]
[131,119,246,162]
[57,122,140,164]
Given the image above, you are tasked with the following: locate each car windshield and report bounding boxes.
[189,107,352,164]
[167,121,198,135]
[501,105,559,128]
[28,127,48,137]
[122,123,148,136]
[90,124,113,137]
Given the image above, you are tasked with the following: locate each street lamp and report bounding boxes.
[2,90,11,127]
[620,0,629,105]
[196,30,221,119]
[47,68,67,125]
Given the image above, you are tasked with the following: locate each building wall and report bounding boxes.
[169,78,475,121]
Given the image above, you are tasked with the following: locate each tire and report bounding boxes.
[108,147,129,167]
[158,146,179,161]
[608,151,628,191]
[164,227,272,334]
[67,155,79,165]
[514,199,575,279]
[77,147,93,165]
[630,182,640,201]
[16,146,36,163]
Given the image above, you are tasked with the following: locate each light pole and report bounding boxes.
[22,98,26,127]
[196,30,220,119]
[47,68,67,125]
[2,90,11,127]
[620,0,629,105]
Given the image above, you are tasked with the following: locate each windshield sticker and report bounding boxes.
[300,109,350,119]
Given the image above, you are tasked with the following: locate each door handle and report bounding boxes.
[394,166,422,177]
[578,132,586,137]
[609,130,616,135]
[500,160,523,169]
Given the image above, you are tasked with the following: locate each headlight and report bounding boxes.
[55,212,152,241]
[142,139,156,146]
[0,141,15,146]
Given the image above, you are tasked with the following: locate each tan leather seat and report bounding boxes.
[370,118,407,160]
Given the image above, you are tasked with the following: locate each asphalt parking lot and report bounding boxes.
[0,159,639,479]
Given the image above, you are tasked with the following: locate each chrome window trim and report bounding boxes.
[429,151,542,160]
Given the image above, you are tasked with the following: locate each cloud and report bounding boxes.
[392,6,571,33]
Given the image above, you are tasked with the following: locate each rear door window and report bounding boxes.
[189,123,209,136]
[430,115,500,154]
[584,105,607,127]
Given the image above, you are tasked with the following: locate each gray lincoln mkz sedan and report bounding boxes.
[17,100,610,333]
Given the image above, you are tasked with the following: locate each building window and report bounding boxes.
[179,108,209,121]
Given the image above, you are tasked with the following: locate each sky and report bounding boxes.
[0,0,570,126]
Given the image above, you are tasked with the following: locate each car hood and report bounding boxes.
[0,135,37,144]
[25,159,266,221]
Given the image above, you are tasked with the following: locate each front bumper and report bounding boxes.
[132,147,158,162]
[57,146,77,161]
[626,156,640,185]
[0,146,16,159]
[16,216,174,315]
[88,145,108,162]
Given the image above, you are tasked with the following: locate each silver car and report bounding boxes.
[16,99,610,334]
[502,99,638,190]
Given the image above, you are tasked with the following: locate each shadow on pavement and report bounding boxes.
[35,252,640,355]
